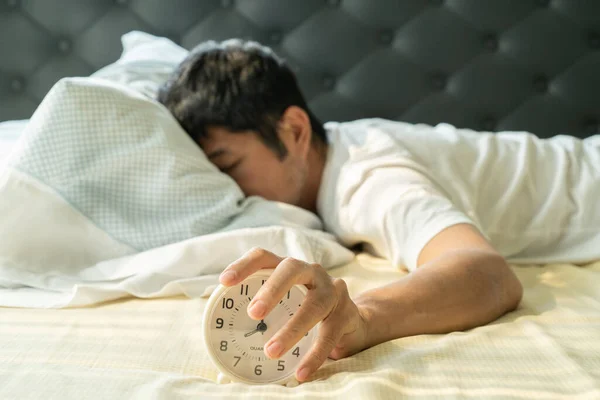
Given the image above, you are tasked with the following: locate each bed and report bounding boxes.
[2,254,600,399]
[1,1,600,399]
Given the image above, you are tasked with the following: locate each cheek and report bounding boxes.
[230,163,275,196]
[233,160,295,202]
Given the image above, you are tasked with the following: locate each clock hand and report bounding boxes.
[244,320,268,337]
[244,328,260,337]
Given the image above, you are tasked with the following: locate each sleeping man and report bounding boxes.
[158,40,600,382]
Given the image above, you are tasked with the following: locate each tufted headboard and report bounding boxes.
[1,0,599,138]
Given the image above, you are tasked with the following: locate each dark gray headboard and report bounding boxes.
[1,0,599,138]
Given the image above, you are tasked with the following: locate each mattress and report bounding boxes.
[1,253,599,400]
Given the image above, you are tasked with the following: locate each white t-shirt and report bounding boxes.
[317,119,600,271]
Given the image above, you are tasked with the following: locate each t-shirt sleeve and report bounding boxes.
[344,166,475,272]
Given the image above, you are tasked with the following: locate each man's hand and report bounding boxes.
[219,247,369,382]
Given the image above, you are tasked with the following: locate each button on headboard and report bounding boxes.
[1,0,598,137]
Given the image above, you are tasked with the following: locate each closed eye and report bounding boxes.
[220,160,242,173]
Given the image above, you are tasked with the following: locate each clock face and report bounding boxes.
[204,270,316,384]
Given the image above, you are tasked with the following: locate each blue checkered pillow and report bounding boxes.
[8,77,248,251]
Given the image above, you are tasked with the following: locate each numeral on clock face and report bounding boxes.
[222,298,234,309]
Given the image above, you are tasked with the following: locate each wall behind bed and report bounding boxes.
[1,0,598,138]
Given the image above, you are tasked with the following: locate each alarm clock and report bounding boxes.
[202,269,317,385]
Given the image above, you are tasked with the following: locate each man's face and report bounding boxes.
[200,126,307,205]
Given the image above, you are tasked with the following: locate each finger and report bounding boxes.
[295,313,345,382]
[296,278,354,381]
[264,272,336,359]
[219,247,282,286]
[247,257,312,320]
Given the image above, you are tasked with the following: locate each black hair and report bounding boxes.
[157,39,326,158]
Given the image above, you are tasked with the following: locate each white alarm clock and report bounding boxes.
[203,269,317,385]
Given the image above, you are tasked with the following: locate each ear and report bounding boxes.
[279,106,312,160]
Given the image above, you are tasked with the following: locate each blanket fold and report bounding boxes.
[0,163,353,308]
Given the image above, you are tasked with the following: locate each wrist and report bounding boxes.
[353,294,392,349]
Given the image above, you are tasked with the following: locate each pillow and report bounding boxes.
[91,31,188,100]
[6,77,321,251]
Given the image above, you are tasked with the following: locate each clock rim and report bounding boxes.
[202,268,312,385]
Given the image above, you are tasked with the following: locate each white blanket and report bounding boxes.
[0,166,353,308]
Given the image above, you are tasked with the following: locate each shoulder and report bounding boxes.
[325,118,416,142]
[324,118,418,162]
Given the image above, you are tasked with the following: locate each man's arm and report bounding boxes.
[217,226,523,381]
[352,223,523,350]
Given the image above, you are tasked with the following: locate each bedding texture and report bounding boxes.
[1,254,598,399]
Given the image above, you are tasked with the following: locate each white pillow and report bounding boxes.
[7,77,321,251]
[91,31,188,100]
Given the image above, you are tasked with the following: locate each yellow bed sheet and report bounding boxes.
[1,254,599,400]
